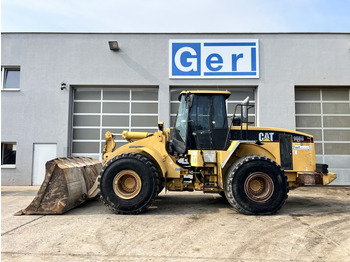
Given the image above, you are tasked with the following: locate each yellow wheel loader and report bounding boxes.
[17,90,336,216]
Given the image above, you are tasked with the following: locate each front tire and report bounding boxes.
[99,153,159,214]
[225,155,288,215]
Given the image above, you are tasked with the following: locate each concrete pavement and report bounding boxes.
[2,186,350,261]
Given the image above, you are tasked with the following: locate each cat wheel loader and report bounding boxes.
[17,90,336,216]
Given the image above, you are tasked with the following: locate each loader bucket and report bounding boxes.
[15,157,102,215]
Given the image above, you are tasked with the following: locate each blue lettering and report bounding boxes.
[206,53,223,72]
[170,40,258,78]
[171,43,201,76]
[232,53,243,71]
[251,48,256,71]
[180,51,197,70]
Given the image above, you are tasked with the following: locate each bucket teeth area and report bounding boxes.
[15,157,102,215]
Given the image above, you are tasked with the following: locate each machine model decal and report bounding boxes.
[293,136,305,142]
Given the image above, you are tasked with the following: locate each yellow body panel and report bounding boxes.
[291,142,315,171]
[236,143,276,162]
[322,172,337,185]
[103,131,182,179]
[103,126,336,192]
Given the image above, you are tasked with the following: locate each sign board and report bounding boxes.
[169,39,259,79]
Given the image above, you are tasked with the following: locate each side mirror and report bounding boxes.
[241,96,250,123]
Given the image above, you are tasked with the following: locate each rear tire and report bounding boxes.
[225,155,288,215]
[99,153,159,214]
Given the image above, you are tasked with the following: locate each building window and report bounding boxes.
[1,142,17,167]
[1,67,20,90]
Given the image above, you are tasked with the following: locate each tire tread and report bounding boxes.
[225,155,289,215]
[98,153,160,215]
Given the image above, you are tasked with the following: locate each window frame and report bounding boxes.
[1,66,21,91]
[1,142,17,169]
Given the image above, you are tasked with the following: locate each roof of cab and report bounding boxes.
[179,90,231,100]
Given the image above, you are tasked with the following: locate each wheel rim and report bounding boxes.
[244,172,274,202]
[113,170,142,199]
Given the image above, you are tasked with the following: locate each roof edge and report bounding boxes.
[2,31,350,35]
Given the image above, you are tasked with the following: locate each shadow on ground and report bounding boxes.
[69,189,350,217]
[5,186,350,217]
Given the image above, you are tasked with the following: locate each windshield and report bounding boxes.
[175,95,188,142]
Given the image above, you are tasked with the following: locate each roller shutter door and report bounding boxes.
[72,87,158,161]
[295,87,350,185]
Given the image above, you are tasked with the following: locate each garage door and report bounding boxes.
[170,87,256,127]
[295,87,350,185]
[72,87,158,161]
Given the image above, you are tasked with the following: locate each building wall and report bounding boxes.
[2,33,350,185]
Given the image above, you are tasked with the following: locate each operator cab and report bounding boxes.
[171,91,231,154]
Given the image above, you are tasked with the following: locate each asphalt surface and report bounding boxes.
[2,186,350,261]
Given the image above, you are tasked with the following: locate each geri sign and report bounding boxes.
[169,39,259,79]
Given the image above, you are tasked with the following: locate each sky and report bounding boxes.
[1,0,350,33]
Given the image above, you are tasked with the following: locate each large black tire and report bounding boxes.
[99,153,159,215]
[224,155,289,215]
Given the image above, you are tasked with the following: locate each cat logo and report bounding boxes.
[258,132,274,142]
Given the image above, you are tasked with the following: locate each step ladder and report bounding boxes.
[203,173,219,193]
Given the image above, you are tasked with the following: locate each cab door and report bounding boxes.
[211,95,229,150]
[189,95,211,149]
[188,95,228,150]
